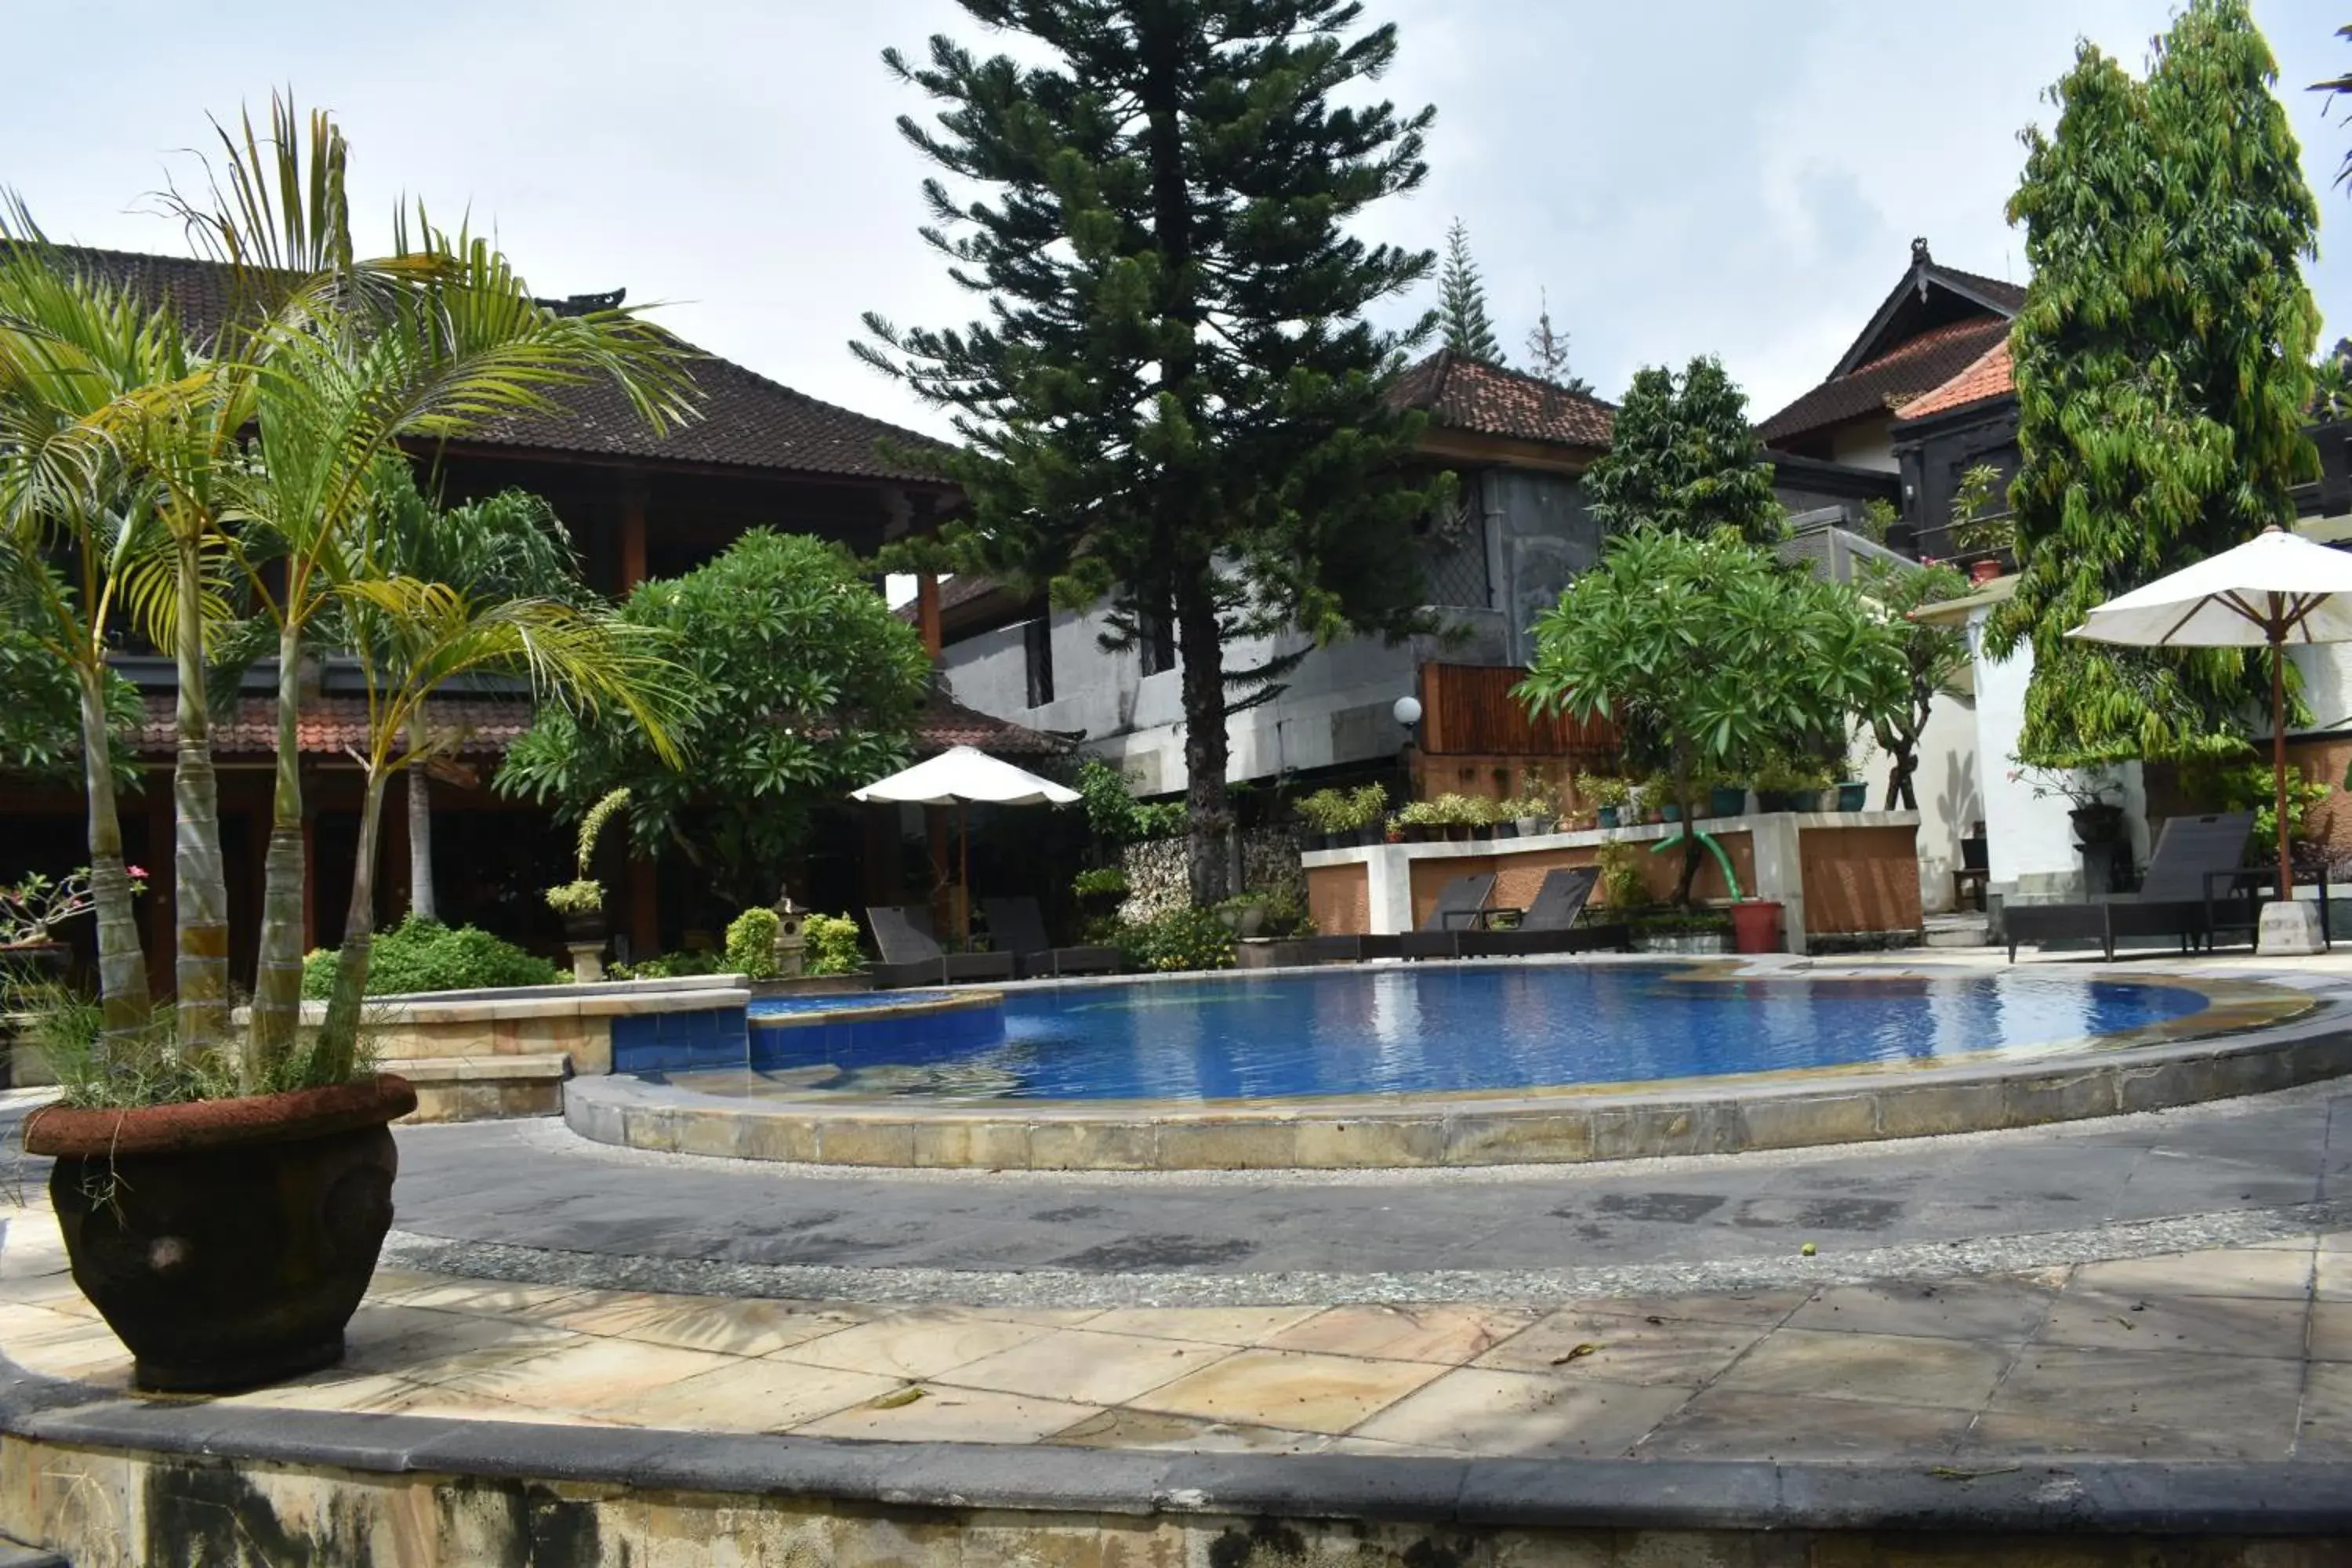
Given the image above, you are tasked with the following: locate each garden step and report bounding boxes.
[1922,913,1993,948]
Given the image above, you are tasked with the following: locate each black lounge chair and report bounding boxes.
[1303,872,1495,963]
[864,905,1017,988]
[1399,865,1635,959]
[2003,811,2274,962]
[982,896,1122,978]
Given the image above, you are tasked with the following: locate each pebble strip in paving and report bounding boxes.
[4,1203,2348,1464]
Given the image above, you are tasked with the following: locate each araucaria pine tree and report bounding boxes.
[1581,356,1784,545]
[860,0,1448,903]
[1523,288,1592,395]
[1987,0,2320,765]
[1438,217,1504,365]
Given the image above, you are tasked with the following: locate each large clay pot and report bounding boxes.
[24,1074,417,1392]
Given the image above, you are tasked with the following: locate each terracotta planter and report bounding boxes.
[26,1074,417,1392]
[1730,900,1786,954]
[1969,558,2003,586]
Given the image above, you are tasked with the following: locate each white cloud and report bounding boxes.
[4,1,2346,440]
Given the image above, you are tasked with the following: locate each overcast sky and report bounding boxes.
[5,2,2349,440]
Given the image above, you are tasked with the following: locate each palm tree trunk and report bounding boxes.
[171,537,230,1048]
[72,662,150,1035]
[407,717,435,921]
[314,765,387,1081]
[247,624,309,1074]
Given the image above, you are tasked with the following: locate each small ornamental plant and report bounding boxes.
[545,786,630,917]
[0,866,147,946]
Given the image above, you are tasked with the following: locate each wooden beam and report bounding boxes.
[618,478,649,591]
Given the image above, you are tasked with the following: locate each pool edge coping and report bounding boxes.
[561,964,2352,1171]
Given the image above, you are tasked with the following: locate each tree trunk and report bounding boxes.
[171,537,230,1050]
[247,623,308,1076]
[1672,755,1703,907]
[1886,750,1919,811]
[314,767,389,1081]
[407,717,435,921]
[72,662,150,1036]
[1175,572,1232,906]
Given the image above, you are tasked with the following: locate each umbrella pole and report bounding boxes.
[2274,631,2293,901]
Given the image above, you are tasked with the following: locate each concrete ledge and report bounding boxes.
[565,982,2349,1171]
[0,1357,2347,1562]
[387,1054,569,1123]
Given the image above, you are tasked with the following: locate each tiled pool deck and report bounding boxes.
[8,946,2352,1559]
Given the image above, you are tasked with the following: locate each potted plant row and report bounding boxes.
[1294,783,1392,849]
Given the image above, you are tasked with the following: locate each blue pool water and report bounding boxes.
[738,965,2212,1102]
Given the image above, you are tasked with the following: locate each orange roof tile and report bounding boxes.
[1895,339,2013,424]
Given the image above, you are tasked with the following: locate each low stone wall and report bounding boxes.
[1120,827,1308,921]
[247,976,753,1122]
[5,1376,2350,1564]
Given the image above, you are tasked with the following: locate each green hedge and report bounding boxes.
[301,916,564,998]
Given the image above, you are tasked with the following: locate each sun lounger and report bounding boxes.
[865,905,1018,988]
[1399,865,1633,958]
[1303,872,1494,963]
[2003,811,2265,961]
[982,896,1122,978]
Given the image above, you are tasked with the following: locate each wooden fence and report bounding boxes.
[1417,662,1619,760]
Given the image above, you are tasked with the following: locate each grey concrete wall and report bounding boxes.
[938,468,1602,793]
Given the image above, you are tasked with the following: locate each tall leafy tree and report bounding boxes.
[1853,559,1971,811]
[1438,217,1504,365]
[1581,356,1784,545]
[858,0,1447,902]
[499,532,931,913]
[1987,0,2320,766]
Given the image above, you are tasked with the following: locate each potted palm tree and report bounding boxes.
[5,99,691,1392]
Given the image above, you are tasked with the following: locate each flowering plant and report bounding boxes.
[0,866,147,946]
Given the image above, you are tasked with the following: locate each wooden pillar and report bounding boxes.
[916,572,942,657]
[628,857,659,962]
[619,479,648,593]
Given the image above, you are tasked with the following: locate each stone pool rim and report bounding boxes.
[562,959,2351,1171]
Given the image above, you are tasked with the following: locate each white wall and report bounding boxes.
[938,604,1440,793]
[1858,688,1979,913]
[1965,607,2141,903]
[1828,419,1900,474]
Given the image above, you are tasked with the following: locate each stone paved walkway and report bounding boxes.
[3,1202,2347,1463]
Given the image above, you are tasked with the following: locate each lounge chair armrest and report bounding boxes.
[1468,906,1525,930]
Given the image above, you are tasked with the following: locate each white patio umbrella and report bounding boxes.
[2068,524,2352,902]
[851,746,1079,942]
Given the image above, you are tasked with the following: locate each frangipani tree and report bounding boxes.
[1515,527,1896,903]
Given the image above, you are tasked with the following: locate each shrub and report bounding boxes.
[1076,758,1185,842]
[805,913,866,976]
[300,916,564,998]
[1119,906,1237,972]
[610,949,723,980]
[1071,866,1130,898]
[724,908,782,980]
[1593,842,1647,909]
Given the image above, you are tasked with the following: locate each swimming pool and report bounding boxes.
[737,964,2214,1102]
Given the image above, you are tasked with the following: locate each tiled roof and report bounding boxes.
[136,690,1064,760]
[38,245,948,485]
[136,695,528,759]
[1388,350,1614,449]
[1893,339,2014,424]
[894,574,1013,625]
[912,692,1067,757]
[1757,316,2010,445]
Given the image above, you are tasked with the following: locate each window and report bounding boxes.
[1138,606,1176,677]
[1023,615,1055,708]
